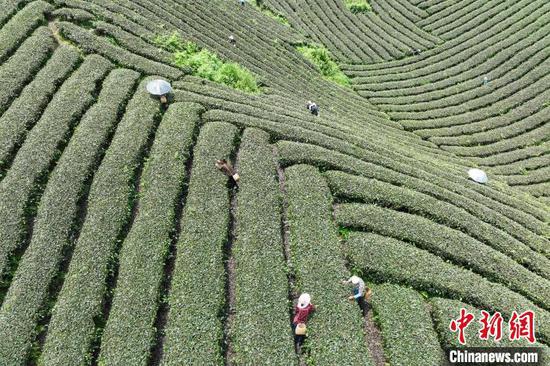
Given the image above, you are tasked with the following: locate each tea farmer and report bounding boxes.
[306,101,319,116]
[215,159,240,184]
[229,35,236,46]
[342,275,368,315]
[292,293,315,349]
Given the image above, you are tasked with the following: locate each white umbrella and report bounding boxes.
[468,168,488,184]
[146,79,172,103]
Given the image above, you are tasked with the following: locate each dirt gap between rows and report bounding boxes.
[273,146,305,365]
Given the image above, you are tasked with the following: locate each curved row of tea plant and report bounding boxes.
[369,283,445,366]
[231,128,296,364]
[344,231,550,342]
[0,45,79,179]
[335,203,550,309]
[0,67,137,366]
[161,122,238,365]
[40,78,162,366]
[325,170,550,277]
[285,164,371,365]
[0,55,113,284]
[97,102,202,365]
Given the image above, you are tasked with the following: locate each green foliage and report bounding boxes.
[0,55,112,295]
[212,98,547,229]
[0,26,56,117]
[325,170,550,279]
[370,284,445,365]
[0,1,52,64]
[98,102,202,365]
[0,45,80,176]
[104,35,118,46]
[275,140,548,255]
[338,226,352,240]
[58,22,183,79]
[346,232,550,343]
[285,164,373,365]
[155,32,259,93]
[231,128,295,364]
[154,31,187,53]
[335,202,550,308]
[40,77,160,366]
[252,1,290,26]
[162,122,238,365]
[344,0,371,14]
[0,62,131,366]
[1,0,547,364]
[297,44,350,86]
[94,21,173,65]
[51,7,96,23]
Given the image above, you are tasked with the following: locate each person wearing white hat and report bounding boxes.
[292,293,315,349]
[341,275,368,315]
[306,101,320,116]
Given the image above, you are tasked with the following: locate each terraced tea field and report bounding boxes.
[0,0,548,365]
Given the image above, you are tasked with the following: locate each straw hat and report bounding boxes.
[297,293,311,309]
[350,275,361,285]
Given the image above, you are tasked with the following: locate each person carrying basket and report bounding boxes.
[292,293,315,350]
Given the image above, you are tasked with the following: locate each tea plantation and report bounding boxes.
[0,0,548,365]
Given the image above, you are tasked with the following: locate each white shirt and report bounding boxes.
[345,277,365,299]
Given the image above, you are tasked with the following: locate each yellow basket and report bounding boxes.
[295,323,307,335]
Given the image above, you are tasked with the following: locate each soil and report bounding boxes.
[222,176,239,366]
[364,299,387,366]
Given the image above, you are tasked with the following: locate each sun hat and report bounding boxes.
[297,293,311,309]
[350,275,360,285]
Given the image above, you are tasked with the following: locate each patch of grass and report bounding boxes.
[296,44,350,87]
[344,0,371,14]
[104,35,118,46]
[155,32,260,93]
[338,226,351,240]
[154,32,185,53]
[252,1,290,26]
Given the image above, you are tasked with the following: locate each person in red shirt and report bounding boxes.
[292,293,315,350]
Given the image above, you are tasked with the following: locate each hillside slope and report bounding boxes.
[0,0,548,365]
